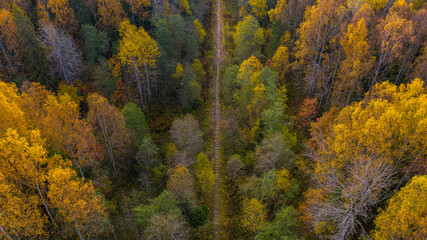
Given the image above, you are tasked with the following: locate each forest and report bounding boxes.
[0,0,426,239]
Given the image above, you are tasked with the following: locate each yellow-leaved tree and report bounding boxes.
[333,18,374,107]
[0,130,49,239]
[0,171,47,239]
[167,164,196,203]
[178,0,191,15]
[270,46,289,81]
[193,19,206,43]
[249,0,267,18]
[0,81,26,136]
[241,198,266,232]
[0,129,59,226]
[48,167,108,240]
[303,78,427,239]
[117,20,160,108]
[193,153,215,206]
[373,175,427,240]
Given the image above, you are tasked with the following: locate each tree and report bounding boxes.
[238,56,263,85]
[46,0,77,33]
[145,213,191,240]
[169,114,203,160]
[124,0,151,22]
[11,5,53,88]
[43,94,102,177]
[305,79,427,239]
[297,97,318,135]
[39,23,83,86]
[0,81,25,137]
[226,154,244,179]
[268,0,312,37]
[234,15,265,61]
[134,190,190,239]
[0,8,21,81]
[167,164,196,203]
[193,153,215,205]
[0,171,47,239]
[122,102,149,146]
[178,64,201,110]
[241,198,265,232]
[93,59,117,98]
[366,0,387,11]
[294,0,343,97]
[255,129,297,174]
[191,58,206,84]
[48,167,108,239]
[87,93,131,175]
[0,129,56,229]
[193,19,206,43]
[333,18,374,107]
[413,43,426,81]
[249,0,267,18]
[81,25,109,64]
[136,136,159,173]
[370,0,414,88]
[117,20,161,108]
[96,0,125,31]
[178,0,191,15]
[270,46,289,81]
[255,206,303,240]
[373,175,427,240]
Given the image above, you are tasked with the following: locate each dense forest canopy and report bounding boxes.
[0,0,426,239]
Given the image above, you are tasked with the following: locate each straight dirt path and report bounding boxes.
[212,0,223,238]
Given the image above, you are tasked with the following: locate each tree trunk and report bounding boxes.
[0,40,14,72]
[72,213,85,240]
[36,182,57,227]
[96,110,117,175]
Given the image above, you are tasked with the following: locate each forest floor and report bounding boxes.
[212,0,223,238]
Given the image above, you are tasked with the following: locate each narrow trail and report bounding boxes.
[212,0,223,238]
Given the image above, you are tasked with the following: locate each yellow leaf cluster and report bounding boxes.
[241,198,266,232]
[48,167,107,238]
[373,175,427,240]
[178,0,192,15]
[249,0,267,18]
[316,78,427,183]
[118,20,160,71]
[173,63,184,80]
[194,153,215,205]
[167,164,195,203]
[194,19,206,43]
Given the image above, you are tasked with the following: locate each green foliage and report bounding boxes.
[255,206,304,240]
[234,15,265,61]
[122,102,149,146]
[81,25,109,64]
[93,59,116,98]
[133,190,181,228]
[191,205,209,227]
[136,136,159,172]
